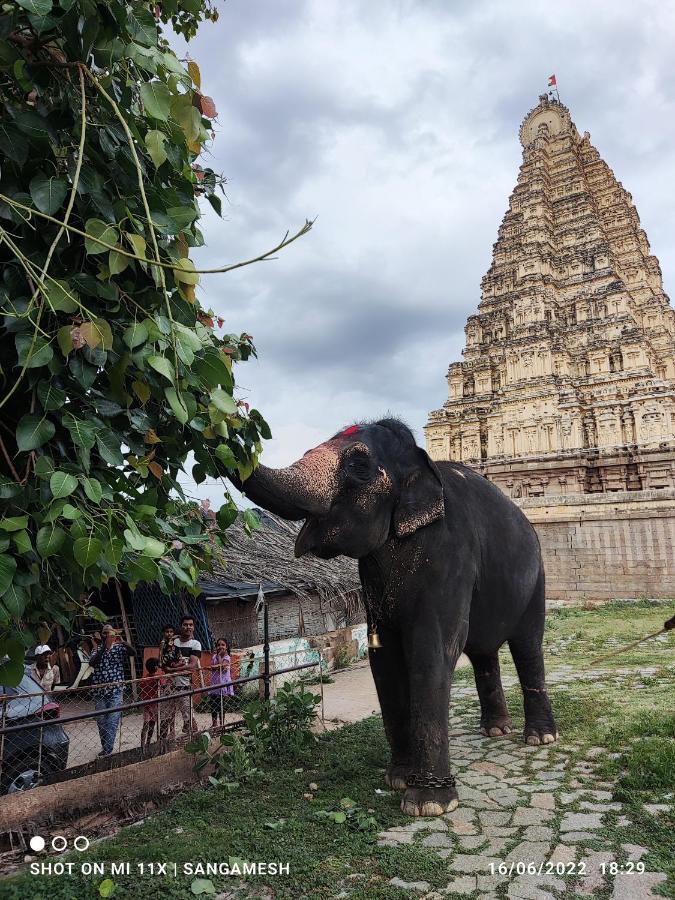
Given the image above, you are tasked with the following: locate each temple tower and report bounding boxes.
[425,95,675,498]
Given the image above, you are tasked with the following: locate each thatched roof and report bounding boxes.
[210,511,362,619]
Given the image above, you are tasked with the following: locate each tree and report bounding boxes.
[0,0,310,682]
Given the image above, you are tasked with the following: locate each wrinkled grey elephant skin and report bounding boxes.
[232,418,557,817]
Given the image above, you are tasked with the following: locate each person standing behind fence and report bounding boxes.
[173,615,201,733]
[158,624,181,740]
[208,638,234,727]
[140,657,161,752]
[88,624,136,757]
[30,645,60,691]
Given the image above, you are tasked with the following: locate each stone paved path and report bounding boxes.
[376,669,670,899]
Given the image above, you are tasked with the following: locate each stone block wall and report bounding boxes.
[517,489,675,604]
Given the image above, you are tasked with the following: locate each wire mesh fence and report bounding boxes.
[0,645,324,799]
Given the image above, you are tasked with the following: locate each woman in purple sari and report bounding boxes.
[209,638,234,727]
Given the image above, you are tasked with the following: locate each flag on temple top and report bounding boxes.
[548,74,557,87]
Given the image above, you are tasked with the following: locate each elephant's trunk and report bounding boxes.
[234,444,340,521]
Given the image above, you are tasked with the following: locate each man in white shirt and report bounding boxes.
[173,615,201,733]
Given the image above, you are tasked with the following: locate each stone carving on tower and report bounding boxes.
[425,95,675,498]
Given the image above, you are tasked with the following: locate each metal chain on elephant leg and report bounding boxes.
[406,771,456,789]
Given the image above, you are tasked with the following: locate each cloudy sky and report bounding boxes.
[173,0,675,502]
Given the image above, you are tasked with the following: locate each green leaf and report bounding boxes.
[98,877,116,898]
[16,414,55,452]
[128,556,159,583]
[127,5,158,46]
[50,471,78,499]
[0,516,28,533]
[29,172,68,215]
[15,333,53,369]
[194,350,233,390]
[63,416,97,450]
[123,322,149,351]
[332,811,347,823]
[36,525,66,558]
[190,878,216,896]
[45,279,78,313]
[0,582,27,619]
[62,504,81,520]
[96,430,124,466]
[125,233,147,264]
[85,219,118,255]
[142,537,166,559]
[109,248,129,275]
[73,535,102,569]
[165,387,189,424]
[145,129,168,167]
[57,325,73,357]
[0,554,17,595]
[37,381,66,412]
[140,81,171,120]
[215,444,237,468]
[13,530,32,554]
[210,388,237,415]
[82,477,103,503]
[124,529,147,552]
[242,509,261,533]
[15,1,53,17]
[0,477,22,499]
[148,355,174,383]
[173,258,199,286]
[80,318,113,350]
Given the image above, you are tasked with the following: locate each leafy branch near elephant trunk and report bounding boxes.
[0,0,312,681]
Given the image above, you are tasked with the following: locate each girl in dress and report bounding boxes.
[208,638,234,727]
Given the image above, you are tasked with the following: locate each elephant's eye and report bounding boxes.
[346,451,373,482]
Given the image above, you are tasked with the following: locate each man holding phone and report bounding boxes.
[89,623,136,756]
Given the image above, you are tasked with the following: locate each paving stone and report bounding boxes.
[611,872,668,899]
[643,803,669,815]
[388,877,430,892]
[513,806,553,826]
[563,831,601,841]
[505,841,551,867]
[469,760,508,779]
[458,835,487,850]
[488,787,522,807]
[578,850,614,895]
[478,810,511,826]
[444,806,476,824]
[484,838,510,854]
[616,816,632,827]
[507,873,565,899]
[621,843,648,861]
[390,818,448,833]
[523,826,554,842]
[530,793,555,810]
[421,832,454,848]
[483,825,518,838]
[560,812,602,831]
[451,854,501,874]
[477,873,509,891]
[437,875,477,895]
[377,832,414,845]
[549,844,576,866]
[579,801,621,812]
[457,786,500,807]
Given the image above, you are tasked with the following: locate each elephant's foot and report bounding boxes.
[479,715,513,738]
[384,763,412,791]
[523,718,559,746]
[401,785,458,817]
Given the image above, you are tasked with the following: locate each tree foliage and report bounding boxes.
[0,0,309,682]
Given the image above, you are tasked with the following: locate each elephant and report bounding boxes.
[234,418,558,816]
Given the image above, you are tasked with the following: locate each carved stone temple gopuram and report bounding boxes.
[425,94,675,603]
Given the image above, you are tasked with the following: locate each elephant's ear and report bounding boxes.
[393,449,445,538]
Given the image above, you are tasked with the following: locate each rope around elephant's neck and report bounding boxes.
[588,613,675,666]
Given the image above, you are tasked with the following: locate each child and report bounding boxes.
[208,638,234,727]
[140,657,161,751]
[158,624,182,740]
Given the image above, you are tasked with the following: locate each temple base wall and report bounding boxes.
[516,489,675,605]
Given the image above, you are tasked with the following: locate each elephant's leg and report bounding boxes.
[466,651,513,737]
[368,626,412,790]
[508,575,558,745]
[400,625,462,817]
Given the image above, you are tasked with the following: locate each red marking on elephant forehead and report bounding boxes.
[340,425,361,437]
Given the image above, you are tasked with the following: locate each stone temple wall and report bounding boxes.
[517,489,675,604]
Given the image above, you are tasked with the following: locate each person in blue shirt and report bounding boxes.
[89,624,136,756]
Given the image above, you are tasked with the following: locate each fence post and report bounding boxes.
[263,596,270,701]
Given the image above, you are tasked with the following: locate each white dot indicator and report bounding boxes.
[29,836,45,852]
